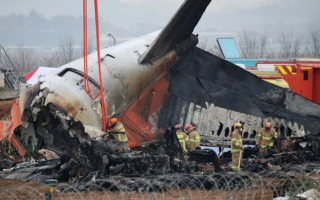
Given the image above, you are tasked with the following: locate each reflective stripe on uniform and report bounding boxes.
[235,138,242,146]
[181,140,186,152]
[113,133,128,142]
[260,145,267,148]
[269,142,273,146]
[262,136,272,140]
[257,134,262,137]
[190,139,194,142]
[232,166,239,169]
[232,137,243,152]
[177,134,187,152]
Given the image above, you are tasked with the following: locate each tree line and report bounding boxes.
[1,29,320,76]
[199,29,320,60]
[0,36,95,76]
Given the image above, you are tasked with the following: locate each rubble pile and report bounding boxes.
[1,136,320,197]
[1,107,320,197]
[1,146,320,199]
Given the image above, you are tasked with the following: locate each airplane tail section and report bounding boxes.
[139,0,211,63]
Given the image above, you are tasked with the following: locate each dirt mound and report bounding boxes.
[0,101,12,120]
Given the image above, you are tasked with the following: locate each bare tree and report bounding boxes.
[292,35,302,58]
[80,38,94,58]
[55,35,77,66]
[266,48,275,59]
[12,42,37,75]
[279,32,294,59]
[197,36,209,51]
[259,34,268,58]
[305,29,320,58]
[238,30,258,59]
[207,41,224,58]
[40,52,59,67]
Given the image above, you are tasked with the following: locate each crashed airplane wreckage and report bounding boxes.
[1,0,320,163]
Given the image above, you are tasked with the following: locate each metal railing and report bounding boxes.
[0,45,26,89]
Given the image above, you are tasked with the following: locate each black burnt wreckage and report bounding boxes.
[1,121,320,196]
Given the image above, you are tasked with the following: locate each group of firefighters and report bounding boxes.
[103,118,201,153]
[105,117,277,172]
[231,122,278,171]
[175,124,201,155]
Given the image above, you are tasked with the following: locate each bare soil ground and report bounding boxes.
[0,179,273,200]
[0,101,11,120]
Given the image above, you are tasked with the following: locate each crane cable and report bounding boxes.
[83,0,108,132]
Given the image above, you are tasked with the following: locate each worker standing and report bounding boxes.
[185,124,200,151]
[175,125,190,155]
[107,118,128,152]
[256,122,278,149]
[231,123,243,171]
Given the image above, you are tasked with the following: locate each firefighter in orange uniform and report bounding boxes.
[256,122,278,149]
[107,118,128,152]
[185,124,200,151]
[231,123,243,171]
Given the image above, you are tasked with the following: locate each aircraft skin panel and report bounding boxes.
[122,47,320,147]
[166,47,320,136]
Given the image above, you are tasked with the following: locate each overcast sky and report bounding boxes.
[0,0,319,48]
[1,0,319,17]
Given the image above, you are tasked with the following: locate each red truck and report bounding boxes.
[256,59,320,104]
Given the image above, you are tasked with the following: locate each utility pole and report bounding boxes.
[108,33,116,46]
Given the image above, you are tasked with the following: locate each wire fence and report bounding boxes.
[1,166,320,200]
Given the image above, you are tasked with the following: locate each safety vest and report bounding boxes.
[231,129,243,153]
[176,129,190,153]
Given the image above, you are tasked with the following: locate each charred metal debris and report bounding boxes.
[0,104,218,181]
[2,114,320,195]
[1,102,320,194]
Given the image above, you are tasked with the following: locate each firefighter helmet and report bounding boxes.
[175,124,181,129]
[265,122,272,129]
[110,118,118,125]
[234,123,242,129]
[185,124,192,131]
